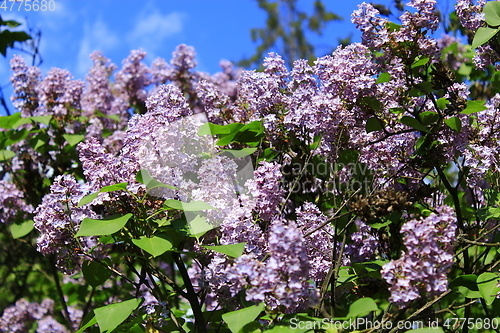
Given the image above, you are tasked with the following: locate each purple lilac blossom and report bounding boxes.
[151,57,175,85]
[78,136,137,196]
[114,49,151,107]
[295,202,333,281]
[462,93,500,205]
[0,298,70,333]
[473,45,499,70]
[10,55,41,116]
[455,0,486,31]
[0,180,33,224]
[381,205,457,306]
[404,0,439,32]
[243,219,317,312]
[344,219,379,265]
[36,68,85,119]
[351,2,389,48]
[121,84,193,163]
[33,174,99,274]
[171,44,197,71]
[284,59,320,131]
[196,79,230,123]
[81,51,117,117]
[245,161,285,222]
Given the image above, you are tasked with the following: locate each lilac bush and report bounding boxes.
[1,0,500,332]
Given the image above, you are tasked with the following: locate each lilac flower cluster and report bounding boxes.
[10,55,41,117]
[10,55,85,120]
[78,136,138,196]
[344,219,379,265]
[33,174,99,274]
[0,298,75,333]
[381,205,457,306]
[295,202,333,281]
[463,93,500,205]
[81,51,128,134]
[245,161,285,222]
[455,0,486,31]
[211,219,316,313]
[352,0,439,57]
[114,49,151,109]
[0,180,33,224]
[351,3,389,48]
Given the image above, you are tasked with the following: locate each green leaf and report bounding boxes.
[82,260,111,288]
[188,215,214,239]
[365,117,384,133]
[216,121,264,147]
[309,134,322,150]
[94,298,142,333]
[436,98,450,110]
[0,150,15,161]
[164,199,216,211]
[376,72,391,83]
[222,303,265,333]
[9,31,31,43]
[5,129,29,146]
[400,116,429,133]
[419,111,439,126]
[75,213,132,237]
[0,113,27,129]
[444,117,462,132]
[240,120,265,134]
[472,27,499,49]
[461,100,488,114]
[222,147,257,158]
[78,182,128,206]
[404,329,444,333]
[63,134,85,146]
[477,272,500,305]
[484,1,500,26]
[75,313,97,333]
[408,81,434,97]
[79,193,99,206]
[411,56,429,68]
[135,169,176,191]
[2,20,21,28]
[203,242,246,258]
[132,236,173,257]
[345,297,378,318]
[10,220,34,239]
[450,274,482,298]
[359,96,382,112]
[198,122,231,136]
[101,182,128,192]
[30,115,52,125]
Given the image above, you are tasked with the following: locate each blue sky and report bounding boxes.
[0,0,397,77]
[0,0,457,114]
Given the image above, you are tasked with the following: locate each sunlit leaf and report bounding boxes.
[222,303,265,333]
[10,220,34,239]
[75,214,132,237]
[477,272,500,305]
[203,243,246,258]
[472,27,499,49]
[94,298,142,333]
[345,297,378,318]
[132,236,173,257]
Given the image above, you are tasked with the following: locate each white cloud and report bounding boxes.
[127,11,185,52]
[76,19,119,77]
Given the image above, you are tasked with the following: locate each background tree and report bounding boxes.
[0,15,41,115]
[239,0,341,68]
